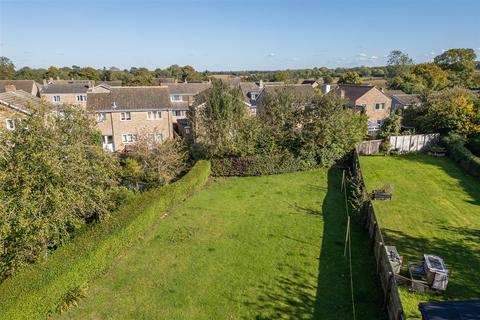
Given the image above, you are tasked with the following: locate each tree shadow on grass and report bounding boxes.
[243,168,384,320]
[382,228,480,300]
[399,155,480,206]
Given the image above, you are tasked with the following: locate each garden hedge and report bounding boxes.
[211,152,317,177]
[0,160,211,320]
[443,135,480,178]
[466,137,480,157]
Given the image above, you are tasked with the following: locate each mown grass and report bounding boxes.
[360,154,480,319]
[58,168,384,320]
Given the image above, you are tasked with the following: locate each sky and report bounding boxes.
[1,0,479,71]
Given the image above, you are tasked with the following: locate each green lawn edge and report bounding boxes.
[0,160,211,320]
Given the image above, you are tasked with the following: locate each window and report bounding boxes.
[170,95,182,102]
[53,95,61,102]
[147,111,162,120]
[375,103,385,110]
[76,95,87,102]
[5,119,15,131]
[250,93,257,100]
[149,133,164,143]
[120,112,131,121]
[121,133,137,144]
[172,110,186,117]
[96,112,107,122]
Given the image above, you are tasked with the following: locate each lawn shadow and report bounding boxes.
[399,155,480,206]
[383,228,480,300]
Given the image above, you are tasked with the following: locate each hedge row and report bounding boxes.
[211,152,317,177]
[0,160,211,320]
[443,135,480,178]
[466,137,480,157]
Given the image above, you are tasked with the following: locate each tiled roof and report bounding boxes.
[261,84,317,99]
[42,83,90,94]
[392,94,421,105]
[0,80,39,95]
[333,84,376,102]
[87,86,171,111]
[162,82,211,95]
[0,90,43,114]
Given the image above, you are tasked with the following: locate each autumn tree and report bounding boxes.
[387,50,414,78]
[434,48,477,86]
[337,71,362,85]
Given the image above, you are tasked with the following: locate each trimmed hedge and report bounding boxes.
[443,135,480,178]
[0,160,211,320]
[211,152,317,177]
[466,137,480,157]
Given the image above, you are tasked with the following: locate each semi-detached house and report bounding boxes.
[87,86,174,152]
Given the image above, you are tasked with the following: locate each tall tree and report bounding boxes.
[387,50,414,78]
[0,56,15,79]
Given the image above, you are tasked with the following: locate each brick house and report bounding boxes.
[333,84,392,135]
[384,90,422,113]
[0,88,43,131]
[87,86,174,152]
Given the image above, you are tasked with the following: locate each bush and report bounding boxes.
[466,137,480,157]
[443,134,480,178]
[0,160,211,319]
[211,151,317,176]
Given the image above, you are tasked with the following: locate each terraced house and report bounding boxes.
[40,81,91,108]
[0,88,43,131]
[87,86,176,152]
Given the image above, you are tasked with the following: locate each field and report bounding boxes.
[360,154,480,319]
[58,168,383,319]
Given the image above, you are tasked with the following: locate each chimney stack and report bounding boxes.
[4,84,16,92]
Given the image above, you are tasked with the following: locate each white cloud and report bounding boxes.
[430,51,436,55]
[370,55,379,60]
[266,53,276,58]
[358,53,367,57]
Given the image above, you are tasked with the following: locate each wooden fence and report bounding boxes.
[356,133,440,155]
[350,151,406,320]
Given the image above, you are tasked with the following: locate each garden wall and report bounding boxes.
[0,160,211,320]
[350,152,406,320]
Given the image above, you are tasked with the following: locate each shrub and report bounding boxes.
[0,160,211,319]
[466,137,480,157]
[443,134,480,178]
[211,151,317,176]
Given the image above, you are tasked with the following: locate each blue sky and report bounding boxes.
[1,0,479,71]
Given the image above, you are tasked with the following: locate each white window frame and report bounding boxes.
[120,112,131,121]
[155,133,163,143]
[250,93,257,100]
[170,95,182,102]
[147,111,162,120]
[5,119,15,131]
[76,95,87,102]
[96,112,107,122]
[121,133,137,144]
[53,95,61,102]
[172,110,185,117]
[375,103,385,110]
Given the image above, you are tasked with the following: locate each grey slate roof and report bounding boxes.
[0,90,43,114]
[391,94,421,106]
[162,82,211,95]
[261,84,317,99]
[87,87,171,111]
[0,80,39,95]
[42,83,90,94]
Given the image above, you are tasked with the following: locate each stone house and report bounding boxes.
[0,88,43,131]
[333,84,392,135]
[40,82,91,108]
[0,80,41,96]
[87,86,174,152]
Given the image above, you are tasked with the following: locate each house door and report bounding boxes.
[102,135,114,152]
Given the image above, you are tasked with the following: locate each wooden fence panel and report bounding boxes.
[350,151,407,320]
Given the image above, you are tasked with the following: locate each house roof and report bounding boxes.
[41,83,90,94]
[87,86,171,111]
[261,84,317,99]
[333,84,376,102]
[0,80,39,95]
[162,82,211,95]
[391,94,421,106]
[0,90,44,114]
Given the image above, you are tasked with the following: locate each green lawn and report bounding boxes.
[360,154,480,319]
[58,168,383,320]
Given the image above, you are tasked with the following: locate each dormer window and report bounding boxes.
[171,95,182,102]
